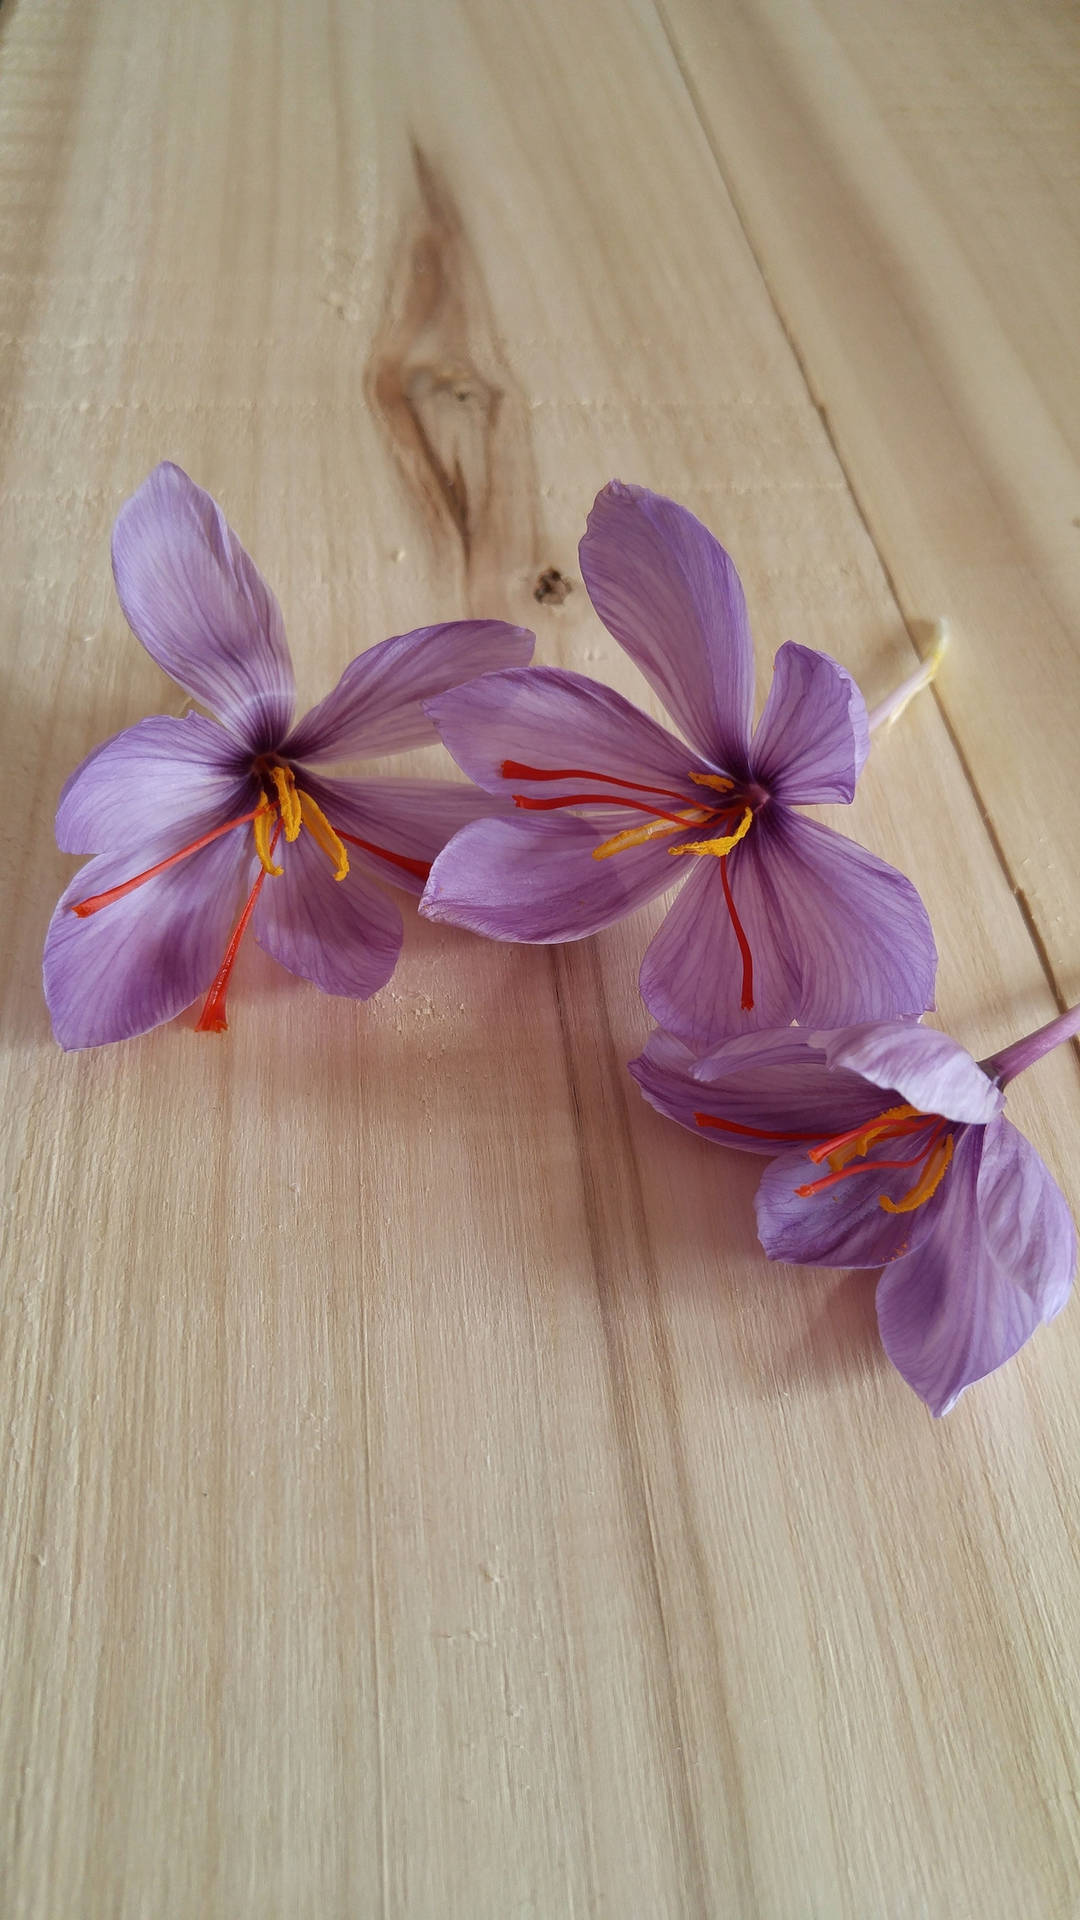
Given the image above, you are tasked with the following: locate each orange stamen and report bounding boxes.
[806,1103,922,1165]
[70,804,270,917]
[592,809,709,861]
[500,761,695,804]
[719,854,754,1011]
[296,789,349,881]
[194,822,282,1033]
[880,1132,954,1214]
[338,830,431,882]
[669,804,753,860]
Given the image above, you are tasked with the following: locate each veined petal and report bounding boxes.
[425,665,705,799]
[876,1120,1074,1415]
[630,1025,884,1151]
[750,643,869,804]
[111,463,295,753]
[43,828,247,1049]
[281,622,534,764]
[766,811,937,1027]
[420,813,676,943]
[630,1029,891,1144]
[300,773,513,898]
[819,1022,1003,1126]
[755,1120,954,1269]
[55,713,253,854]
[253,830,403,999]
[639,834,801,1049]
[579,482,755,771]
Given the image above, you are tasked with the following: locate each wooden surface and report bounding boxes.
[1,1,1078,1913]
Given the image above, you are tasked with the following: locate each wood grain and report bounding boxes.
[657,0,1080,1002]
[1,1,1078,1914]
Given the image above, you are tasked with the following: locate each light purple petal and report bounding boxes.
[43,828,247,1049]
[876,1119,1074,1415]
[420,813,675,942]
[766,811,937,1026]
[630,1025,885,1152]
[282,622,534,764]
[425,665,705,800]
[819,1022,1003,1126]
[638,832,801,1048]
[750,643,869,804]
[111,463,295,753]
[579,482,755,770]
[300,772,512,898]
[755,1119,955,1269]
[55,713,252,855]
[253,831,402,999]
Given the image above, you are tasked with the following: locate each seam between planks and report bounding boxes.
[648,0,1076,1039]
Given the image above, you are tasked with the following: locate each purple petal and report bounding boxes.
[630,1025,884,1152]
[282,622,534,764]
[755,1119,955,1269]
[876,1120,1075,1415]
[819,1023,1003,1126]
[750,643,869,804]
[112,463,295,753]
[43,828,247,1049]
[425,665,705,799]
[253,831,402,999]
[638,834,801,1048]
[420,813,675,942]
[301,772,512,898]
[765,811,937,1026]
[629,1030,712,1137]
[55,714,252,854]
[579,482,755,770]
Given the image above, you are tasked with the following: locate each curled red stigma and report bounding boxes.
[719,854,754,1010]
[70,805,268,917]
[195,821,282,1033]
[500,761,693,804]
[512,792,693,825]
[336,830,431,882]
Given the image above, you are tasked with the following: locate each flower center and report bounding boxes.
[696,1100,956,1215]
[68,757,433,1035]
[252,763,350,882]
[501,759,760,1011]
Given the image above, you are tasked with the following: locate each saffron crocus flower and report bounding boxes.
[631,1008,1080,1414]
[420,482,937,1049]
[44,463,532,1048]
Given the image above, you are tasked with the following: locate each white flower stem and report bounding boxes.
[867,620,949,734]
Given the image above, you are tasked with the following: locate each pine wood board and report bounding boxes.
[0,1,1077,1915]
[658,0,1080,1002]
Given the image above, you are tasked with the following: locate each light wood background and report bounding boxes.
[2,1,1078,1914]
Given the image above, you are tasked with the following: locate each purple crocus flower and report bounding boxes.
[44,463,532,1048]
[419,482,937,1049]
[631,1007,1080,1414]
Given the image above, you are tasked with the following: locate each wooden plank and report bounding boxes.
[657,0,1080,997]
[0,0,1078,1914]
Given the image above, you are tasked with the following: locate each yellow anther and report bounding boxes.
[592,808,709,862]
[879,1132,954,1214]
[689,771,735,793]
[253,803,283,877]
[669,805,754,859]
[826,1103,920,1172]
[270,765,302,840]
[298,789,350,881]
